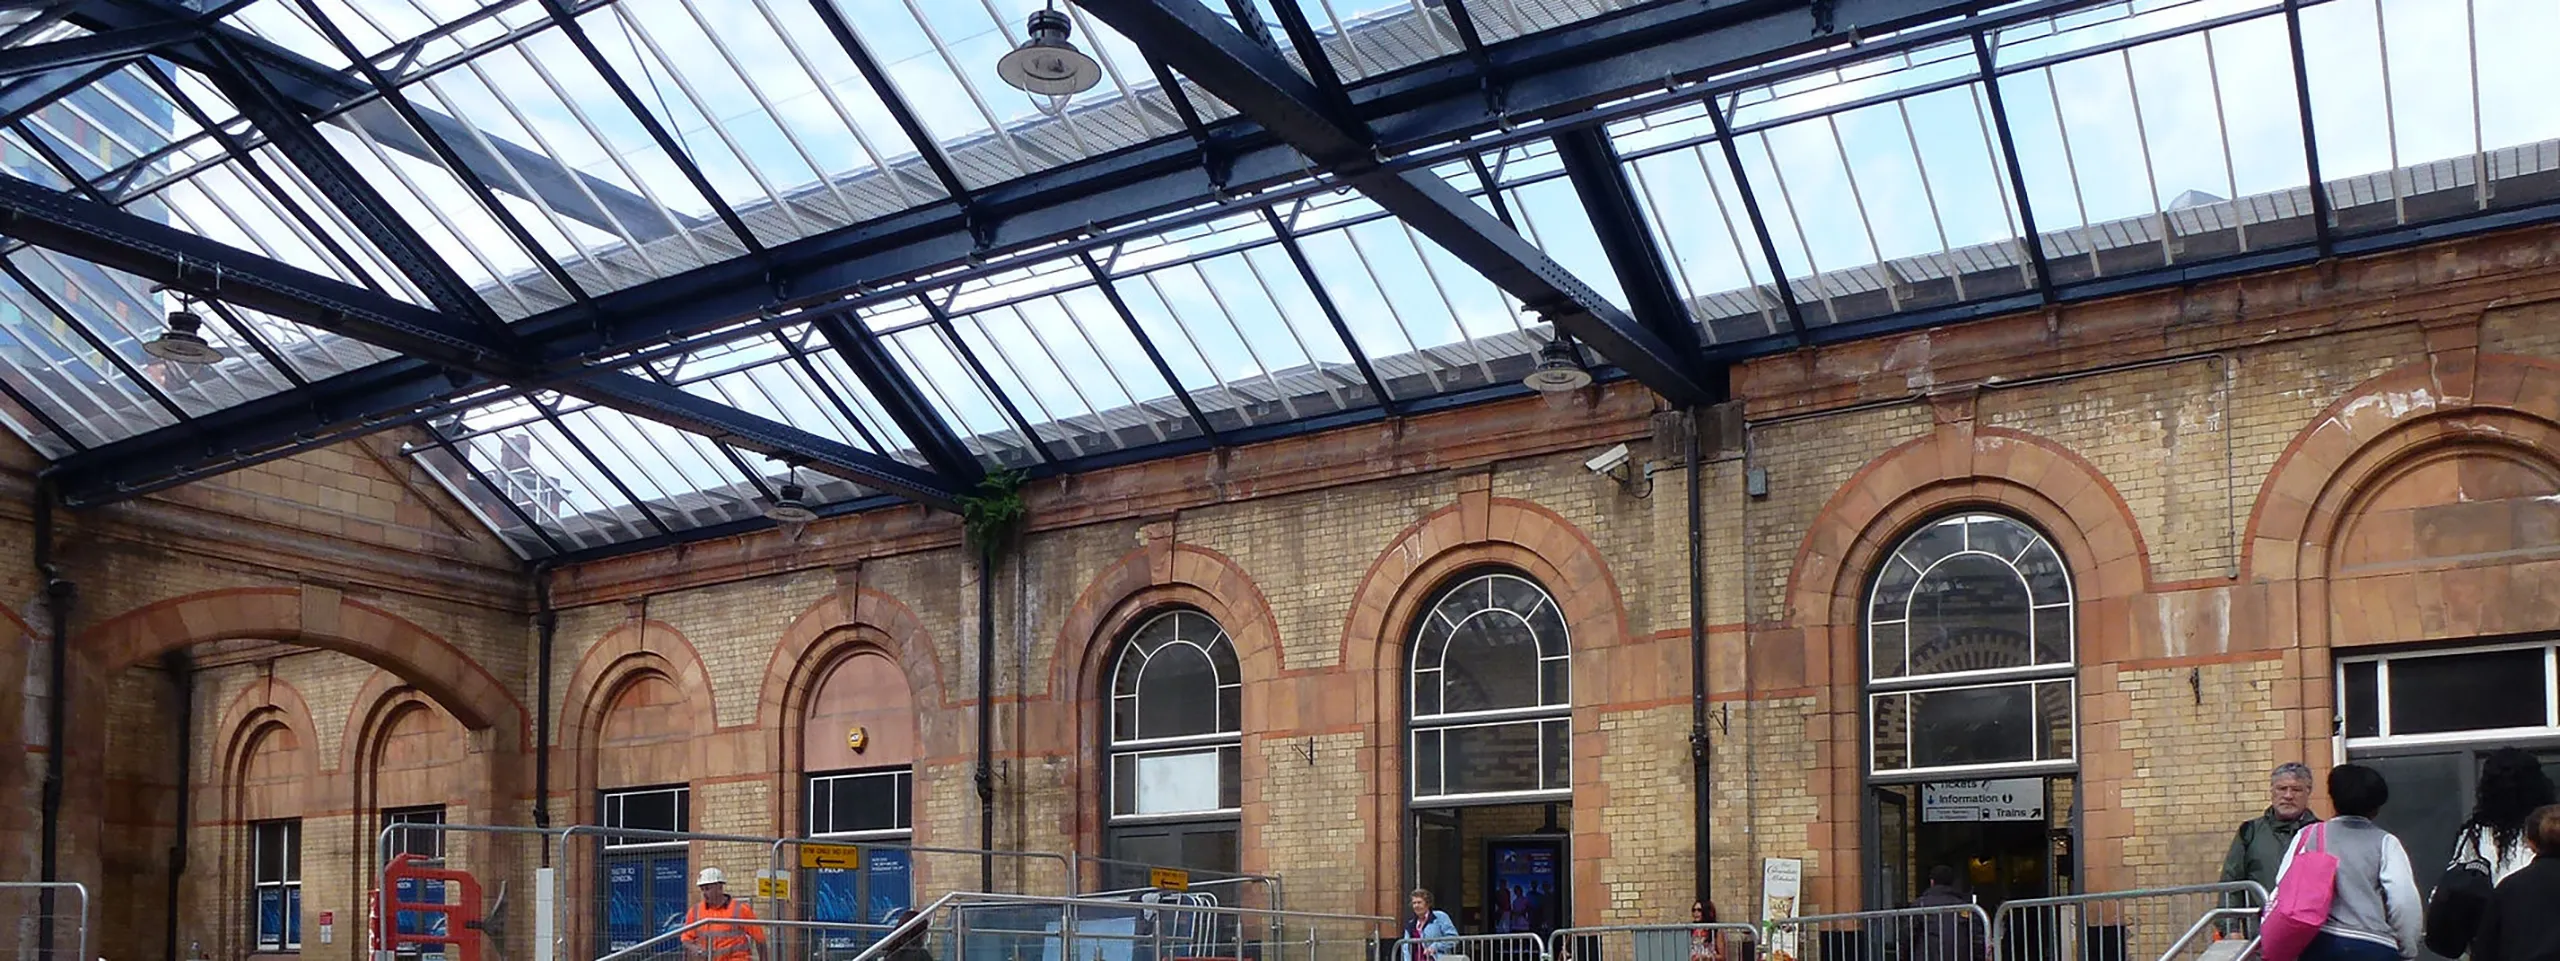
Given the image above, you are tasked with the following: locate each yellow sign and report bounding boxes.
[800,843,862,870]
[1147,867,1190,891]
[756,875,790,899]
[848,726,868,752]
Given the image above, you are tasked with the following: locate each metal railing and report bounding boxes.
[848,891,1395,961]
[1394,932,1550,961]
[1549,923,1759,961]
[1069,854,1286,913]
[1765,902,1997,961]
[596,917,897,961]
[1989,883,2267,961]
[0,883,88,961]
[2148,909,2259,961]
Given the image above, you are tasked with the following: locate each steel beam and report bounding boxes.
[1551,126,1711,379]
[61,0,2123,497]
[807,313,986,482]
[1075,0,1717,407]
[0,22,192,81]
[0,63,118,130]
[0,174,958,509]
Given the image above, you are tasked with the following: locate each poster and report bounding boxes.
[810,868,860,950]
[1487,842,1561,936]
[1761,858,1803,961]
[653,858,692,951]
[606,861,645,952]
[867,849,913,924]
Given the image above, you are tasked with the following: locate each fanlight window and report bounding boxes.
[1108,609,1240,818]
[1866,514,2077,776]
[1409,571,1571,801]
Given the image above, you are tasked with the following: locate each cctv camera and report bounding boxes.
[1585,443,1630,475]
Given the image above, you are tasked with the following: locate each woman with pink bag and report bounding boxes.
[2264,765,2425,961]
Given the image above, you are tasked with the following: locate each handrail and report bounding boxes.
[839,890,1396,961]
[0,881,90,961]
[594,917,893,961]
[1996,882,2269,913]
[2151,907,2260,961]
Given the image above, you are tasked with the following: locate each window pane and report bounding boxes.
[1908,553,2034,674]
[813,771,909,834]
[1871,551,1923,618]
[1136,643,1222,738]
[1967,516,2034,567]
[2038,680,2074,759]
[1130,748,1225,815]
[1540,719,1569,791]
[2343,660,2380,738]
[1219,745,1241,810]
[2015,540,2071,606]
[1910,684,2037,768]
[1438,722,1546,796]
[1112,753,1137,815]
[2032,606,2073,666]
[1413,728,1443,797]
[1870,621,1907,680]
[1540,656,1570,708]
[1443,614,1542,711]
[1412,668,1441,717]
[256,824,284,881]
[1872,694,1910,772]
[2389,648,2547,735]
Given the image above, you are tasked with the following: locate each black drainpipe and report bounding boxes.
[1687,409,1714,908]
[974,553,996,892]
[163,649,194,961]
[34,474,73,961]
[534,562,557,856]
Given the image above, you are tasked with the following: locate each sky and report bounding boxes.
[1,0,2556,553]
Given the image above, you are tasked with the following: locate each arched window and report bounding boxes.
[1865,511,2076,775]
[1105,609,1241,875]
[1409,571,1571,801]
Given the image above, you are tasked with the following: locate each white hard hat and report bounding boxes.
[697,868,726,886]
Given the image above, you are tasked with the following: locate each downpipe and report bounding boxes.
[33,474,73,961]
[163,649,194,961]
[974,552,996,892]
[534,561,557,848]
[1685,410,1713,906]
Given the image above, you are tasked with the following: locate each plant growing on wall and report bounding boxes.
[960,468,1029,563]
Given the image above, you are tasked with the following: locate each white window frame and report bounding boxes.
[806,767,914,842]
[1108,609,1242,822]
[2336,640,2560,750]
[1409,571,1573,805]
[600,785,690,852]
[252,819,302,952]
[384,805,446,859]
[1864,513,2080,779]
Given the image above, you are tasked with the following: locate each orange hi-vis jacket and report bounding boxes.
[683,897,765,961]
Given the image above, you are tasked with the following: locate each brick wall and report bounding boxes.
[14,224,2560,958]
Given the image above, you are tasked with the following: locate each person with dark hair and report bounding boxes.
[2272,764,2422,961]
[2469,804,2560,961]
[1906,866,1981,961]
[2226,763,2323,892]
[2461,749,2557,884]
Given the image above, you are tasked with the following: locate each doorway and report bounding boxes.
[1870,776,2075,913]
[1411,802,1570,937]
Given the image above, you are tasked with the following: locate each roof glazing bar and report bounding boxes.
[1704,93,1808,344]
[1971,32,2056,301]
[428,432,570,556]
[2282,0,2333,258]
[0,22,195,82]
[0,254,189,420]
[1078,251,1218,444]
[802,0,972,207]
[527,0,761,252]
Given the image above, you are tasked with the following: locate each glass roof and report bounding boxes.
[0,0,2554,559]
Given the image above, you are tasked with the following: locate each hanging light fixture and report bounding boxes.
[144,289,225,365]
[764,475,819,525]
[1523,335,1592,392]
[998,5,1102,97]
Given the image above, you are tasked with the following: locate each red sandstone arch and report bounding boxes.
[77,586,523,740]
[2244,351,2560,769]
[757,588,946,839]
[1043,538,1285,877]
[1334,491,1629,921]
[557,619,716,822]
[210,681,322,957]
[1782,422,2148,906]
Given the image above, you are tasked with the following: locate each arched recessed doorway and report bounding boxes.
[1406,570,1571,938]
[1863,513,2080,913]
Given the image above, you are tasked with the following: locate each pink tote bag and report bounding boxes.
[2261,823,2339,961]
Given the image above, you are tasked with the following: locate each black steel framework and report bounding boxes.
[0,0,2542,559]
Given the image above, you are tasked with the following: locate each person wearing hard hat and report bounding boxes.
[682,868,765,961]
